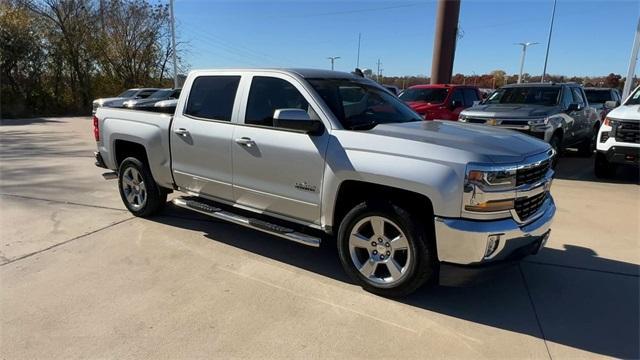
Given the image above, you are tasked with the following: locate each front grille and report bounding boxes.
[465,117,487,124]
[615,121,640,144]
[515,192,547,221]
[516,160,550,186]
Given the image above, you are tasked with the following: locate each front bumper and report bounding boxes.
[434,196,555,283]
[599,146,640,166]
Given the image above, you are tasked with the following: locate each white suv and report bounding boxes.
[595,86,640,177]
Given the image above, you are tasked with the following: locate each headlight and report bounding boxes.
[467,169,516,188]
[464,167,516,214]
[527,117,549,126]
[603,117,617,127]
[458,115,467,122]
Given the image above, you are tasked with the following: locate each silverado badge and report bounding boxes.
[295,181,317,192]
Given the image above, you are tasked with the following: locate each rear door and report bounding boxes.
[570,86,590,141]
[170,74,243,201]
[449,88,466,120]
[231,74,330,224]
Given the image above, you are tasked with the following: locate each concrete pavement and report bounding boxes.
[1,117,638,359]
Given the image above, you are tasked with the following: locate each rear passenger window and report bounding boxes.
[571,87,586,106]
[245,76,309,127]
[185,76,241,121]
[138,90,156,99]
[463,88,479,106]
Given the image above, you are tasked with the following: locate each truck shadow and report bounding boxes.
[555,150,639,185]
[154,204,639,359]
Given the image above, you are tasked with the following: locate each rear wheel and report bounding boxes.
[337,201,437,297]
[118,157,167,217]
[594,152,614,178]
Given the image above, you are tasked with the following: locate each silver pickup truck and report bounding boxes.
[94,68,556,297]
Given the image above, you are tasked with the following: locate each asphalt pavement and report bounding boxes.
[1,117,638,359]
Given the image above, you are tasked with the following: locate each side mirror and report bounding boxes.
[566,103,582,112]
[604,100,619,109]
[273,109,324,135]
[450,100,462,109]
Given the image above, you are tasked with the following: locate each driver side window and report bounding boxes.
[245,77,309,127]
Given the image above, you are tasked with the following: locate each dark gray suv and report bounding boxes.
[459,83,600,158]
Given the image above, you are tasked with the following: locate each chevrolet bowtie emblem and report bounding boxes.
[486,119,498,126]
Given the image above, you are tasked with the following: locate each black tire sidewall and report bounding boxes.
[118,157,166,217]
[336,201,436,297]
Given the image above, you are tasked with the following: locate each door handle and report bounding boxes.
[174,128,189,136]
[235,137,255,147]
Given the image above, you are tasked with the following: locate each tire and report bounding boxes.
[577,126,598,157]
[118,157,167,217]
[549,133,562,169]
[337,201,437,297]
[594,152,614,178]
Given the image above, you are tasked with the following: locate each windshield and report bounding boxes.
[149,89,173,99]
[625,87,640,105]
[399,88,449,103]
[485,87,560,106]
[117,90,137,98]
[307,78,422,130]
[585,89,612,104]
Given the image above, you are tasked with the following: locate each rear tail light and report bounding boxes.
[93,115,100,141]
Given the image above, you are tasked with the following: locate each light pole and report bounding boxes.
[515,42,538,84]
[169,0,178,88]
[327,56,340,70]
[541,0,557,83]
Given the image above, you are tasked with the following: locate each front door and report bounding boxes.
[231,75,330,224]
[170,74,242,201]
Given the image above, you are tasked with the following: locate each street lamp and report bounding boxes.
[515,42,538,84]
[327,56,340,71]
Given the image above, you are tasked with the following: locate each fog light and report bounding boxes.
[485,234,501,258]
[600,132,609,143]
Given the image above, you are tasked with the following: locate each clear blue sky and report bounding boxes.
[175,0,640,77]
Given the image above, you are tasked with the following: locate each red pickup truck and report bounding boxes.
[399,84,481,121]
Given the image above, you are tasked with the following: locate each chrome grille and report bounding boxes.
[516,160,550,186]
[515,192,547,221]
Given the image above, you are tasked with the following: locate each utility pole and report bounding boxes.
[356,33,361,68]
[622,17,640,100]
[327,56,340,70]
[376,59,382,82]
[516,42,538,84]
[541,0,557,83]
[169,0,178,88]
[430,0,460,84]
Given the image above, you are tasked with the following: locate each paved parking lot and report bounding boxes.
[1,117,638,359]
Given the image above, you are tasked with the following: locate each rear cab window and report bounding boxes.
[184,76,241,121]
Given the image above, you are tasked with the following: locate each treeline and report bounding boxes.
[1,0,182,118]
[380,71,632,91]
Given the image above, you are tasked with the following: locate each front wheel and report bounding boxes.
[118,157,167,217]
[594,152,615,178]
[549,134,563,169]
[577,126,598,157]
[337,201,437,297]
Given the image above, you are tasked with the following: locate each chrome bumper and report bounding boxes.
[434,196,555,265]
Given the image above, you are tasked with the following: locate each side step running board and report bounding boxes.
[172,197,321,247]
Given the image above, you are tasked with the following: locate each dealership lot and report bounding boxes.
[0,117,638,358]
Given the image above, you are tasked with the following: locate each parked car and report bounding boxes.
[92,88,160,113]
[123,88,181,109]
[584,87,622,120]
[459,83,600,158]
[94,68,555,297]
[594,85,640,177]
[399,84,481,120]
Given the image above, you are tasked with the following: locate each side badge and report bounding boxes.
[295,181,317,193]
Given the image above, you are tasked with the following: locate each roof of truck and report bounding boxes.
[189,68,359,79]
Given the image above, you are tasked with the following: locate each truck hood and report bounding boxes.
[362,121,551,164]
[461,104,560,118]
[608,105,640,121]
